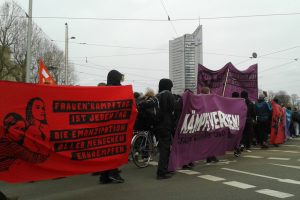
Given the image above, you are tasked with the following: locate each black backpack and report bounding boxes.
[137,91,167,128]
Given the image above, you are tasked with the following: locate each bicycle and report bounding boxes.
[131,130,158,168]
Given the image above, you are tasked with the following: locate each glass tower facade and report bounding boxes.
[169,25,203,95]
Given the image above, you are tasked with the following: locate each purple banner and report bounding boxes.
[168,91,247,171]
[197,62,258,101]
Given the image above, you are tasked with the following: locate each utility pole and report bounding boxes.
[65,23,68,85]
[25,0,33,83]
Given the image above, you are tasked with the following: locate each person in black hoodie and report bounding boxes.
[240,91,256,152]
[155,78,176,179]
[99,70,125,184]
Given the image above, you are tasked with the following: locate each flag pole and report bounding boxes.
[222,68,230,96]
[25,0,33,83]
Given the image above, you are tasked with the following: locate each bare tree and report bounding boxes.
[0,0,77,85]
[267,90,275,102]
[275,90,291,106]
[0,1,23,80]
[291,94,299,107]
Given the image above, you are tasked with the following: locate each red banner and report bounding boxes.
[0,81,137,183]
[38,59,56,85]
[270,101,285,145]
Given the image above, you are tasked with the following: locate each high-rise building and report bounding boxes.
[169,25,203,94]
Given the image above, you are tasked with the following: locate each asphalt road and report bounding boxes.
[2,138,300,200]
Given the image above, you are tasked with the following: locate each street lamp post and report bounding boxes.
[25,0,33,83]
[64,23,75,85]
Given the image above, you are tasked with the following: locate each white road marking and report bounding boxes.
[177,170,200,175]
[197,175,225,181]
[221,168,300,185]
[148,161,158,166]
[268,150,300,154]
[270,163,300,170]
[282,145,300,148]
[267,157,291,161]
[223,181,256,189]
[242,155,264,158]
[256,189,294,198]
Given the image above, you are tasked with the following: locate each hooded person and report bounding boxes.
[155,78,176,180]
[240,91,256,152]
[99,70,125,184]
[107,70,124,86]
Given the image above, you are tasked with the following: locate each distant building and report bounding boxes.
[169,25,203,94]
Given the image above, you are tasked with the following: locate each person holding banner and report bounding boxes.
[155,78,175,180]
[232,92,242,157]
[200,87,220,163]
[99,70,125,184]
[240,91,256,152]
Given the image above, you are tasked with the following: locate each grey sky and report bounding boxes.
[3,0,300,95]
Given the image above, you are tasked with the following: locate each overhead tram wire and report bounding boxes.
[236,45,300,66]
[71,62,165,80]
[159,0,178,36]
[74,69,157,86]
[71,61,168,73]
[51,40,168,51]
[260,60,298,73]
[53,39,299,61]
[4,12,300,21]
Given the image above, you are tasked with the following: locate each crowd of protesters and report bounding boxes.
[1,70,300,200]
[132,78,300,181]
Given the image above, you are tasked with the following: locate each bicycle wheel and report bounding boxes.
[131,132,152,168]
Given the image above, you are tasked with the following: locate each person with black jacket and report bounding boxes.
[240,91,256,152]
[99,70,125,184]
[292,107,300,137]
[155,78,175,179]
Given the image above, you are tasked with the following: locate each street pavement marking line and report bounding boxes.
[206,160,237,166]
[177,170,201,175]
[282,145,300,148]
[270,163,300,170]
[268,150,300,154]
[267,157,291,161]
[221,167,300,185]
[242,155,264,158]
[256,189,294,199]
[251,147,261,150]
[197,175,225,182]
[223,181,256,189]
[149,161,158,166]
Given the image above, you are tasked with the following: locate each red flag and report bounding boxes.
[38,59,56,85]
